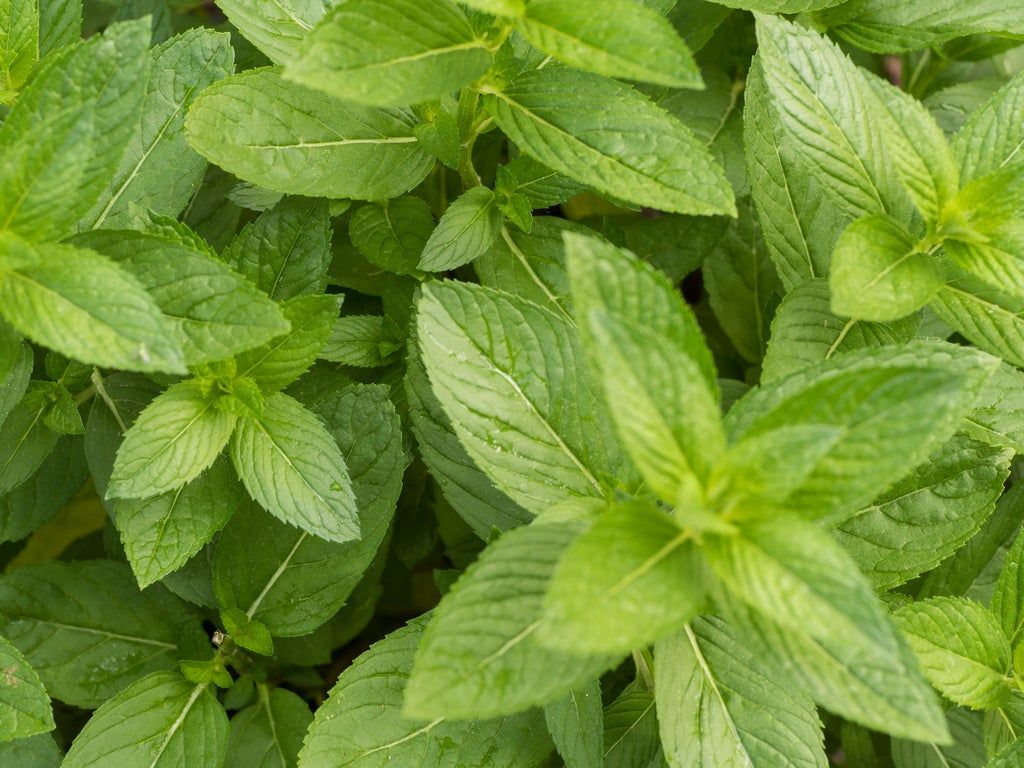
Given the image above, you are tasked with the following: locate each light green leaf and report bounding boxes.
[894,597,1012,710]
[0,19,148,240]
[349,197,434,276]
[416,280,628,515]
[405,514,615,719]
[754,15,910,221]
[566,233,722,507]
[320,315,400,368]
[544,681,602,768]
[945,223,1024,300]
[223,197,332,302]
[540,500,704,655]
[968,363,1024,454]
[743,58,848,289]
[830,214,944,322]
[891,709,985,768]
[0,234,185,375]
[186,68,434,200]
[230,392,358,544]
[287,0,491,107]
[836,433,1012,591]
[217,0,327,64]
[116,459,244,589]
[225,686,311,768]
[71,230,290,365]
[953,71,1024,183]
[458,0,524,15]
[708,0,844,10]
[603,686,661,768]
[0,0,38,96]
[654,619,826,768]
[0,384,59,496]
[0,635,52,742]
[724,342,997,523]
[821,0,1024,54]
[81,28,235,230]
[515,0,701,88]
[988,738,1024,768]
[237,295,339,393]
[214,385,403,637]
[761,278,919,382]
[483,66,735,216]
[0,560,201,708]
[930,277,1024,368]
[63,673,228,768]
[992,528,1024,647]
[38,0,79,58]
[109,380,238,499]
[297,617,553,768]
[419,187,503,272]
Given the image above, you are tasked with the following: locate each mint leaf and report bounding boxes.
[930,277,1024,368]
[405,513,616,719]
[968,363,1024,453]
[217,0,326,64]
[830,214,944,322]
[222,197,332,301]
[654,619,826,768]
[602,685,660,768]
[953,71,1024,183]
[349,197,434,276]
[418,186,503,272]
[38,0,79,58]
[894,597,1012,711]
[186,69,434,200]
[286,0,492,107]
[515,0,701,88]
[0,0,38,97]
[992,528,1024,647]
[0,235,185,375]
[0,384,60,495]
[321,315,401,368]
[230,392,359,544]
[62,673,228,768]
[544,681,603,768]
[109,380,237,499]
[0,436,87,544]
[483,66,736,216]
[225,687,311,768]
[0,635,53,742]
[0,733,62,766]
[0,560,200,708]
[539,500,704,655]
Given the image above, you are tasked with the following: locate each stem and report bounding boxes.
[632,649,655,691]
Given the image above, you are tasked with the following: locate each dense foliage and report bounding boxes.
[2,0,1024,766]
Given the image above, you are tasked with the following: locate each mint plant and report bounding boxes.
[1,1,1024,766]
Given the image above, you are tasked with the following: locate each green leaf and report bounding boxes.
[724,342,997,523]
[321,315,400,368]
[217,0,327,64]
[540,500,704,655]
[945,222,1024,299]
[930,278,1024,368]
[515,0,701,88]
[215,385,403,636]
[0,436,87,544]
[405,514,615,719]
[0,634,53,742]
[495,156,585,209]
[830,214,944,322]
[349,197,434,276]
[458,0,524,15]
[602,686,661,768]
[743,58,848,289]
[0,733,62,767]
[222,197,332,301]
[80,28,235,230]
[71,230,290,365]
[0,560,200,708]
[230,392,358,544]
[953,71,1024,183]
[723,589,948,743]
[968,363,1024,454]
[543,681,602,768]
[761,278,919,383]
[0,234,185,375]
[115,459,244,589]
[891,709,985,768]
[992,528,1024,647]
[62,673,228,768]
[654,619,826,768]
[836,433,1012,591]
[0,385,60,496]
[566,233,723,507]
[405,335,531,538]
[297,617,553,768]
[0,19,148,240]
[0,0,38,96]
[225,687,311,768]
[416,280,628,515]
[186,68,434,200]
[109,380,238,500]
[708,0,844,10]
[483,66,735,216]
[38,0,79,58]
[754,15,910,221]
[236,295,340,393]
[820,0,1024,54]
[988,738,1024,768]
[287,0,492,107]
[419,187,503,272]
[894,597,1012,710]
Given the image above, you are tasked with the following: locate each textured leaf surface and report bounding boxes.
[543,681,602,768]
[419,187,503,272]
[225,687,311,768]
[0,634,53,742]
[217,0,326,64]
